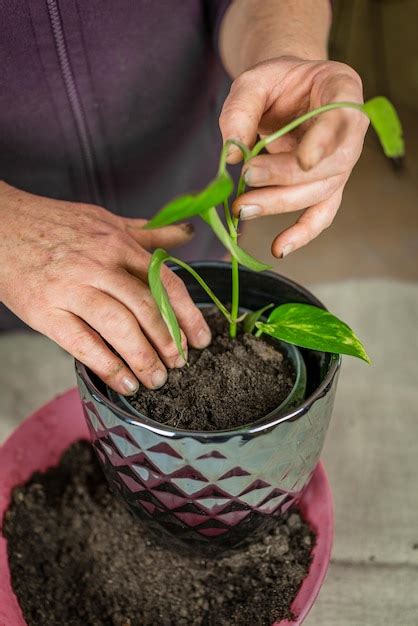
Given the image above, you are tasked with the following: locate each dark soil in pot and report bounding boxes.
[126,308,296,430]
[4,441,315,626]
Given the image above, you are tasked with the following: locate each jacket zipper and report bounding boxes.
[46,0,102,205]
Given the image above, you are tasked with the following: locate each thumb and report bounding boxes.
[121,218,195,250]
[219,73,268,164]
[296,72,366,171]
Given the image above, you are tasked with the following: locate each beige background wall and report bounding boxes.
[330,0,418,112]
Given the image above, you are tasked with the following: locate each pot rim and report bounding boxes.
[75,262,341,438]
[114,338,307,425]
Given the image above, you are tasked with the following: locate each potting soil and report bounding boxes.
[4,441,314,626]
[128,308,296,430]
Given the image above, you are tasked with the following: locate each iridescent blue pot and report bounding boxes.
[76,262,340,553]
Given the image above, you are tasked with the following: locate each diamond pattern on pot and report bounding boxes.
[79,373,336,548]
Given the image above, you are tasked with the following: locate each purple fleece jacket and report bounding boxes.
[0,0,231,329]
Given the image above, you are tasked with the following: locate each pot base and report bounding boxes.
[0,389,333,625]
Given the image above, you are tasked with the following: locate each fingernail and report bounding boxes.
[151,368,168,389]
[195,326,212,349]
[239,205,261,221]
[122,375,139,395]
[226,137,242,159]
[180,223,195,235]
[281,243,294,258]
[243,166,269,186]
[174,351,188,368]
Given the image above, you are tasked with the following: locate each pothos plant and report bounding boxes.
[145,97,404,365]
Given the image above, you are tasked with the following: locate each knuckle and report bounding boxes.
[23,295,48,328]
[185,307,205,333]
[319,177,339,199]
[220,104,244,125]
[106,229,127,249]
[58,325,92,358]
[230,73,247,92]
[321,211,334,230]
[162,268,184,295]
[99,358,125,384]
[159,329,186,361]
[336,144,355,170]
[159,340,181,361]
[278,160,296,185]
[296,216,315,242]
[317,62,364,100]
[139,290,159,317]
[104,308,136,340]
[339,63,363,88]
[134,351,160,373]
[232,68,257,90]
[70,286,93,312]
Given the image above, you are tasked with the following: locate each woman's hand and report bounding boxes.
[0,182,211,394]
[219,57,369,257]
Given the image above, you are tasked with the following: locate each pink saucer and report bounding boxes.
[0,389,333,626]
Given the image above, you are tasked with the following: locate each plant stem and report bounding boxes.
[250,101,364,157]
[230,225,239,338]
[223,198,235,237]
[229,173,247,338]
[169,256,233,323]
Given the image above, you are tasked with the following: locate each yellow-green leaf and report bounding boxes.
[148,249,185,360]
[362,96,404,159]
[145,171,233,229]
[243,304,273,334]
[201,207,271,272]
[256,303,370,362]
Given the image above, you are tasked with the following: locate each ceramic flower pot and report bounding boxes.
[76,263,340,552]
[0,389,334,626]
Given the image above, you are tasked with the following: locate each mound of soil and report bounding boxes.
[128,309,296,430]
[4,441,314,626]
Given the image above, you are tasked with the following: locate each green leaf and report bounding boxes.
[148,249,185,360]
[256,303,371,363]
[362,96,404,159]
[243,304,273,334]
[201,207,271,272]
[145,171,234,229]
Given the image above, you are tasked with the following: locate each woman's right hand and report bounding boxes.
[0,182,211,395]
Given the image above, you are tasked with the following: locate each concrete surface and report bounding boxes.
[1,279,417,625]
[307,281,418,626]
[0,335,74,444]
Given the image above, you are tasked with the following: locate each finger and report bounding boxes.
[124,248,212,350]
[297,70,367,171]
[271,189,343,258]
[92,269,188,369]
[48,310,140,396]
[297,106,369,171]
[232,175,345,220]
[263,133,298,154]
[67,287,168,390]
[219,74,268,164]
[161,266,212,349]
[242,140,360,188]
[121,218,195,250]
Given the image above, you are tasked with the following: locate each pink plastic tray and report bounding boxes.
[0,389,333,626]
